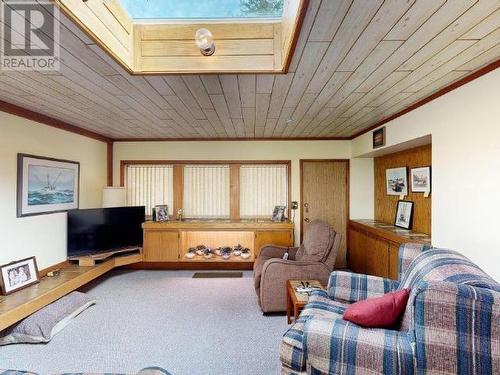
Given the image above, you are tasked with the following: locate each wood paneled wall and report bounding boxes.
[374,145,431,234]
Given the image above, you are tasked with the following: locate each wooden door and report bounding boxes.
[348,228,365,274]
[254,230,293,258]
[301,160,349,268]
[143,231,179,262]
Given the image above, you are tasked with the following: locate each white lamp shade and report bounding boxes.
[102,187,126,208]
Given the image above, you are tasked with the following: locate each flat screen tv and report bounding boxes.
[67,206,145,257]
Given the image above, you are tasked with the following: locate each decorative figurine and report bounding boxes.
[233,244,243,256]
[185,247,197,259]
[241,248,251,259]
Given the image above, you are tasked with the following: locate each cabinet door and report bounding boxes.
[348,228,365,274]
[254,230,293,258]
[143,231,179,262]
[364,235,389,278]
[388,243,400,280]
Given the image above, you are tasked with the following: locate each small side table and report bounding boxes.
[286,280,325,324]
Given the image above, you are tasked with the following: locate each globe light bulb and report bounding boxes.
[195,28,215,56]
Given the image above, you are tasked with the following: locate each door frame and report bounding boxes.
[299,159,350,243]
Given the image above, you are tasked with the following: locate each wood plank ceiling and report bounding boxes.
[0,0,499,140]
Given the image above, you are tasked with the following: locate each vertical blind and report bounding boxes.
[240,164,288,218]
[126,165,174,216]
[183,165,230,218]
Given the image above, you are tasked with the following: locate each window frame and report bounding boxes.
[120,160,291,220]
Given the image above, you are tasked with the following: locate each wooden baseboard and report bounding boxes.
[125,262,254,271]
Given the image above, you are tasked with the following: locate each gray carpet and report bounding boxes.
[0,270,288,375]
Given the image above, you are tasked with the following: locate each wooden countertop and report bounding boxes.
[350,219,431,245]
[143,219,295,230]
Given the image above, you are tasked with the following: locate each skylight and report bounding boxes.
[119,0,284,20]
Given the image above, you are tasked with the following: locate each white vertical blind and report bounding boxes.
[125,165,174,216]
[240,164,288,218]
[183,165,230,218]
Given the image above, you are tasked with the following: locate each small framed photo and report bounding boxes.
[373,127,386,149]
[394,201,414,230]
[386,167,408,196]
[271,205,286,222]
[0,257,40,295]
[411,166,431,193]
[153,205,169,222]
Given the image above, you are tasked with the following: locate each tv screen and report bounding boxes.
[67,206,145,257]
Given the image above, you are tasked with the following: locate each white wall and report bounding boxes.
[113,140,352,243]
[0,112,108,269]
[352,68,500,281]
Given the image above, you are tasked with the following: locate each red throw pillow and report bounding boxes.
[342,288,410,328]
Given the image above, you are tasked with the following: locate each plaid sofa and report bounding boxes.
[280,243,500,374]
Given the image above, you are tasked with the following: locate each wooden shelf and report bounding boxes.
[0,252,142,331]
[350,219,431,245]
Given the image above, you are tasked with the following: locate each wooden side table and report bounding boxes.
[286,280,325,324]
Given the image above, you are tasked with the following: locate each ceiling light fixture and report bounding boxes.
[195,28,215,56]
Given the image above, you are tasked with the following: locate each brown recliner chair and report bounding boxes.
[253,219,341,313]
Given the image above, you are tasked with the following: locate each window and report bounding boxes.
[240,164,288,218]
[183,165,230,218]
[122,160,289,220]
[119,0,284,19]
[125,165,174,216]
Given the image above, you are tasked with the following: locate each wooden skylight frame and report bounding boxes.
[55,0,308,74]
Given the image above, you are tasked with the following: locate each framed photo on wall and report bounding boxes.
[372,127,386,149]
[386,167,408,196]
[0,257,40,295]
[394,200,414,229]
[17,154,80,217]
[411,166,431,193]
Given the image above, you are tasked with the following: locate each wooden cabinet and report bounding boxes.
[143,231,179,262]
[254,230,294,258]
[142,220,294,266]
[348,220,431,279]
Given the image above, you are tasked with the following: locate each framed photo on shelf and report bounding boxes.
[153,205,169,221]
[411,166,431,193]
[0,257,40,295]
[372,127,386,149]
[386,167,408,196]
[271,205,286,222]
[394,200,414,230]
[17,154,80,217]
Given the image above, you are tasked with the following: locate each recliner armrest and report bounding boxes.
[259,245,298,259]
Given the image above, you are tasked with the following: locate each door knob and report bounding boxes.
[304,203,309,213]
[304,218,310,223]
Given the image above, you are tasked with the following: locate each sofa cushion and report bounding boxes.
[343,288,410,328]
[0,291,95,345]
[295,220,334,262]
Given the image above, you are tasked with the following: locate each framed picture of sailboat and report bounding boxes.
[17,154,80,217]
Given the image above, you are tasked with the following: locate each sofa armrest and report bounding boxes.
[260,245,298,259]
[327,270,399,303]
[407,281,499,373]
[304,316,414,374]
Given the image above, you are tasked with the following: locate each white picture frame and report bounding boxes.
[386,167,408,196]
[0,257,40,295]
[411,166,431,193]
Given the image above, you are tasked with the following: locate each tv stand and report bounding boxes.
[68,246,142,267]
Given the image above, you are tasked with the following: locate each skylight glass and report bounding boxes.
[119,0,284,20]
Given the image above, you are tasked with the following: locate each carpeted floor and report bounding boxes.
[0,270,289,375]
